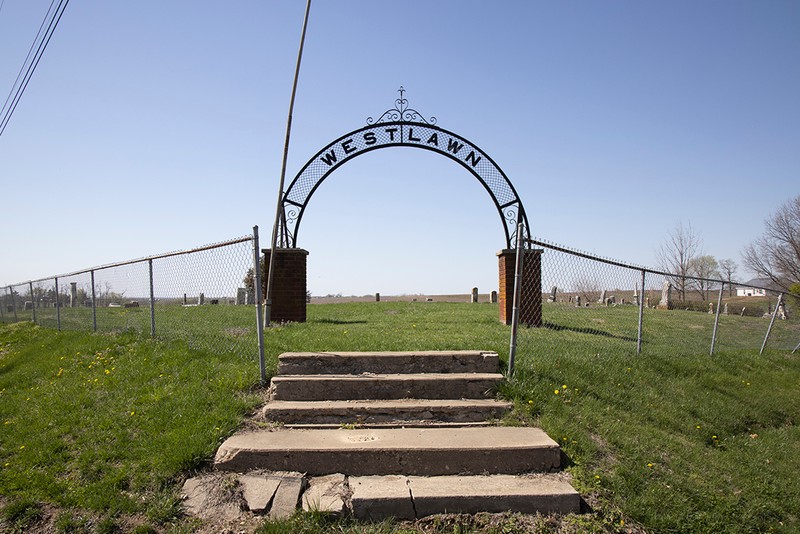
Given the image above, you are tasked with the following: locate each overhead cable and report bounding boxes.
[0,0,70,138]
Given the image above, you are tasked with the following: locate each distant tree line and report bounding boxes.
[657,195,800,303]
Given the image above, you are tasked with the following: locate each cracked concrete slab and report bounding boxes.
[302,473,348,514]
[239,474,280,514]
[268,475,304,520]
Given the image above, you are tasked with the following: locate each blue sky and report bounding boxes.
[1,1,798,296]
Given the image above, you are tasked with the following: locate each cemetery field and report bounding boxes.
[0,302,799,533]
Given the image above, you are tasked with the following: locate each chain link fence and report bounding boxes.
[509,237,800,373]
[1,231,264,360]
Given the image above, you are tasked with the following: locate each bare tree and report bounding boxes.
[718,258,738,296]
[742,195,800,292]
[688,255,719,301]
[574,277,601,303]
[657,222,702,302]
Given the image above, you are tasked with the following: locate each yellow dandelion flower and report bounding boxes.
[19,445,25,450]
[130,411,135,416]
[647,463,653,468]
[104,369,110,375]
[554,389,560,395]
[527,400,533,405]
[562,385,567,389]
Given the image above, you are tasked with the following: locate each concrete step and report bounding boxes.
[270,373,503,401]
[349,474,580,520]
[214,426,561,476]
[262,399,513,425]
[278,351,500,375]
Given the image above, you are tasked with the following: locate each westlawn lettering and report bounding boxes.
[319,126,482,168]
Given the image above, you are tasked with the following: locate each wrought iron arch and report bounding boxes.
[278,88,530,249]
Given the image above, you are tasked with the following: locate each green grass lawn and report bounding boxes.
[1,302,799,533]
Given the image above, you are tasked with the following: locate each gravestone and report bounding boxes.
[376,293,380,302]
[657,281,672,310]
[24,301,33,311]
[490,291,498,304]
[198,293,205,305]
[740,307,746,317]
[708,302,714,314]
[548,286,557,303]
[778,302,788,320]
[598,290,607,304]
[70,282,78,308]
[724,302,728,315]
[183,293,188,305]
[471,288,479,303]
[575,295,581,307]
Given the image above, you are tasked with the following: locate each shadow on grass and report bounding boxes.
[313,319,368,325]
[541,321,638,343]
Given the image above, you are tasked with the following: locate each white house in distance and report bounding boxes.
[736,278,773,297]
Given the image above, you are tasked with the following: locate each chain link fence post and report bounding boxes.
[710,283,725,355]
[0,287,5,323]
[760,293,783,355]
[90,270,97,332]
[507,223,525,378]
[55,277,61,331]
[28,282,36,324]
[252,226,267,385]
[637,270,646,354]
[9,286,17,322]
[148,259,156,338]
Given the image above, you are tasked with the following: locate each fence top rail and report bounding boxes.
[5,234,254,288]
[527,237,783,295]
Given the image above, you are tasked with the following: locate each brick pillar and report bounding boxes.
[497,249,543,327]
[262,248,309,323]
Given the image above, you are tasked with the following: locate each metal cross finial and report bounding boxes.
[366,86,436,126]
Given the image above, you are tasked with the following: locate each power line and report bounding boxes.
[0,0,59,119]
[0,0,70,138]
